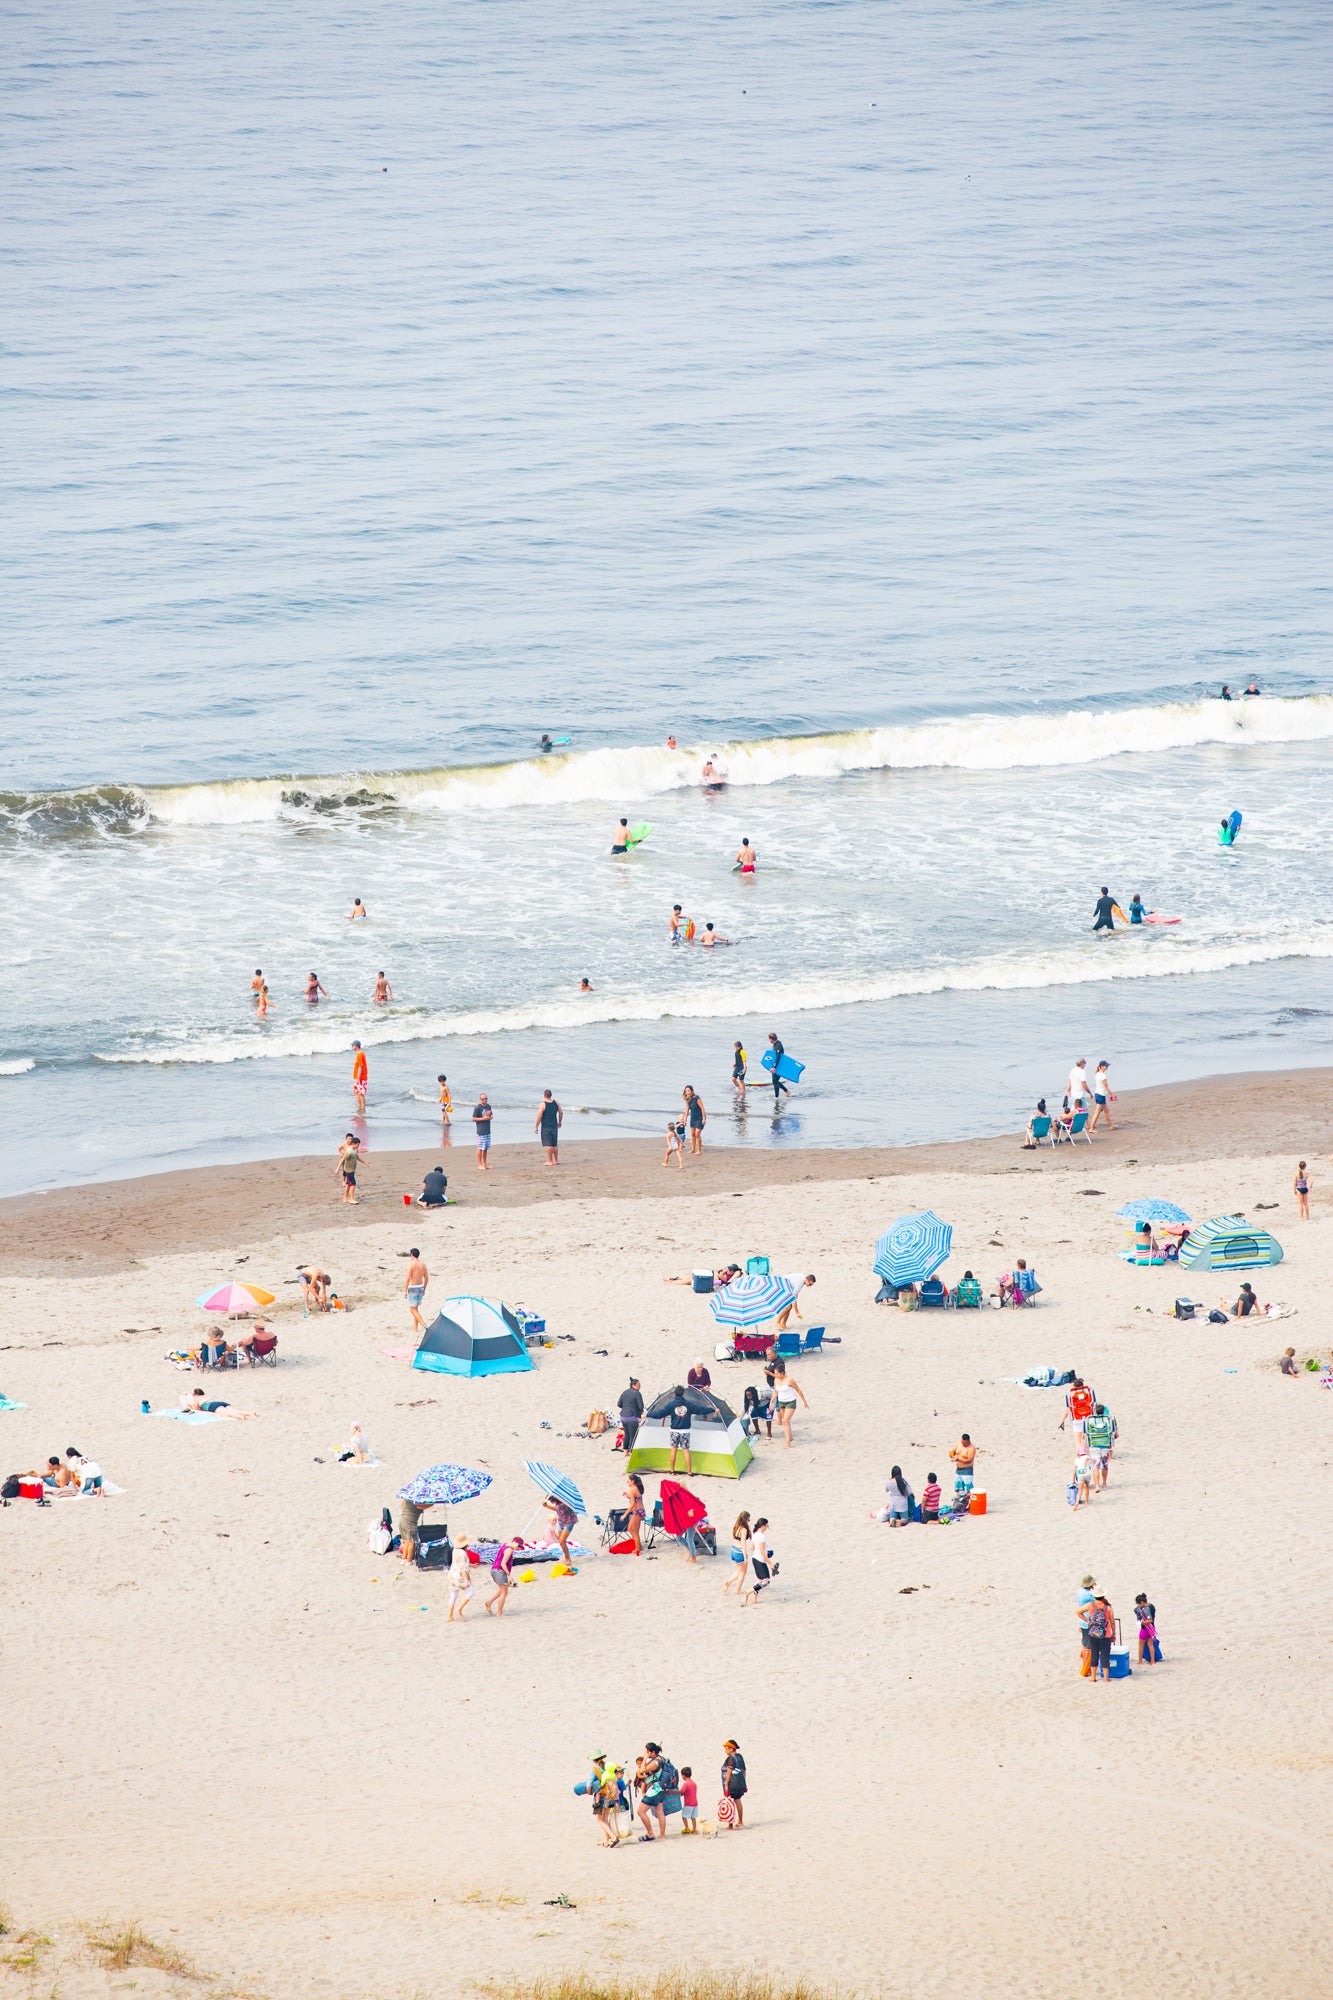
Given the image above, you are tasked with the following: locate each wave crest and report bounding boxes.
[6,695,1332,835]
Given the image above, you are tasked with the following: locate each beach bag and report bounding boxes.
[714,1342,737,1362]
[366,1521,392,1555]
[1066,1483,1078,1507]
[587,1409,608,1435]
[1208,1309,1228,1324]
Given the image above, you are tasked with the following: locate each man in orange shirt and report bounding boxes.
[351,1041,368,1111]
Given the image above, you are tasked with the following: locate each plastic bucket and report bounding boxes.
[692,1270,714,1293]
[969,1491,987,1515]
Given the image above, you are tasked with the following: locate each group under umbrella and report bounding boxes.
[874,1211,953,1286]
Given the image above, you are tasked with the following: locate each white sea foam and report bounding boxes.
[13,694,1331,833]
[93,924,1333,1065]
[0,1058,36,1076]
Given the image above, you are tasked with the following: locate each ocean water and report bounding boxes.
[3,0,1329,1195]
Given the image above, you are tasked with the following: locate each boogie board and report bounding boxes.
[761,1049,805,1083]
[541,736,572,750]
[1144,914,1182,925]
[626,822,652,848]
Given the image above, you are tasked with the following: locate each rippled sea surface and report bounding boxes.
[3,0,1329,1192]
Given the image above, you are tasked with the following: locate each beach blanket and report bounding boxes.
[154,1408,222,1424]
[379,1347,414,1361]
[0,1397,28,1412]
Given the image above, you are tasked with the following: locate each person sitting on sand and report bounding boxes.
[1280,1347,1299,1376]
[41,1454,74,1489]
[64,1449,104,1495]
[687,1357,712,1391]
[419,1166,448,1207]
[338,1422,374,1462]
[1232,1283,1261,1318]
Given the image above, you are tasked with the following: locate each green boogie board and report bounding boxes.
[626,822,652,848]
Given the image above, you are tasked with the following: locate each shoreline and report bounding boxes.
[2,1064,1327,1280]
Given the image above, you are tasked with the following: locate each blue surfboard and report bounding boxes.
[761,1050,805,1083]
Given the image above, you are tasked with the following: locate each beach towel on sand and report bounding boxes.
[154,1408,222,1424]
[0,1397,28,1412]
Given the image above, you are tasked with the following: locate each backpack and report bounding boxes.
[657,1757,680,1794]
[1085,1605,1109,1639]
[1068,1387,1094,1421]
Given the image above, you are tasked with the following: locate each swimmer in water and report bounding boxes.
[700,759,719,786]
[666,734,678,749]
[347,898,367,920]
[1128,895,1146,925]
[306,972,329,1002]
[1243,677,1261,696]
[735,837,756,874]
[255,980,271,1017]
[579,976,593,992]
[250,969,265,1001]
[540,733,553,751]
[373,971,393,1005]
[1219,684,1232,700]
[437,1074,451,1124]
[611,817,631,855]
[700,923,732,948]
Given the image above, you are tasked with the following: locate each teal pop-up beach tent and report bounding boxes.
[1177,1216,1283,1273]
[413,1296,535,1377]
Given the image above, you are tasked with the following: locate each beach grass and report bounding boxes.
[85,1919,202,1978]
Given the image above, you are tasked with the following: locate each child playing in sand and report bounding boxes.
[1135,1593,1160,1663]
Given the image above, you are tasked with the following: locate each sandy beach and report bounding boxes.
[1,1070,1330,1998]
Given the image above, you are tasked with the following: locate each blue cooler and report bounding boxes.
[1109,1649,1132,1679]
[692,1270,714,1293]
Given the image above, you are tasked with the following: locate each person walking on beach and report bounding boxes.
[721,1741,747,1827]
[446,1539,474,1621]
[484,1539,516,1615]
[1089,1060,1116,1131]
[745,1517,775,1604]
[1067,1059,1094,1111]
[683,1086,706,1155]
[373,970,393,1005]
[732,1040,747,1096]
[335,1134,361,1204]
[767,1032,790,1104]
[1085,1403,1115,1489]
[473,1092,493,1169]
[617,1378,643,1455]
[668,1385,693,1475]
[1092,889,1125,934]
[437,1075,452,1126]
[1294,1161,1311,1220]
[1080,1590,1115,1682]
[351,1041,368,1112]
[723,1511,752,1596]
[404,1249,429,1335]
[770,1363,808,1447]
[305,971,328,1003]
[535,1088,562,1165]
[635,1745,671,1841]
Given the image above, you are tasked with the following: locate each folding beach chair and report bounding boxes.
[774,1331,802,1359]
[800,1326,825,1356]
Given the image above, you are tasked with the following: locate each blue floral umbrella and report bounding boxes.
[523,1460,586,1516]
[1116,1198,1192,1223]
[709,1274,797,1328]
[397,1463,492,1506]
[874,1211,953,1285]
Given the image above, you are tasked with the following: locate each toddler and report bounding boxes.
[446,1541,475,1621]
[662,1120,686,1170]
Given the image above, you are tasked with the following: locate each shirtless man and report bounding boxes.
[373,971,393,1005]
[948,1433,979,1501]
[669,904,687,944]
[351,1042,368,1111]
[735,838,757,874]
[700,759,719,786]
[347,898,367,920]
[699,924,732,948]
[666,735,678,749]
[611,818,631,855]
[305,972,328,1003]
[404,1249,429,1335]
[250,969,266,1001]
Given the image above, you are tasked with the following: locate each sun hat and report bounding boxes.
[1081,1574,1095,1587]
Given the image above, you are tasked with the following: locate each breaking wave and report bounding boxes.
[6,694,1332,836]
[93,924,1333,1065]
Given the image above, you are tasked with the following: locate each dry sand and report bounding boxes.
[2,1071,1330,2000]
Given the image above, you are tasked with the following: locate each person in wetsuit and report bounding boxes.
[1092,888,1125,933]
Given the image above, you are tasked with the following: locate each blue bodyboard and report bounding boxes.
[761,1050,805,1083]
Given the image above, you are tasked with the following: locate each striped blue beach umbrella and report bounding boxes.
[523,1460,586,1516]
[709,1274,797,1328]
[874,1211,953,1285]
[1116,1198,1192,1223]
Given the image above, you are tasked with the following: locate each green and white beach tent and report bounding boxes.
[1178,1214,1284,1272]
[627,1384,753,1479]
